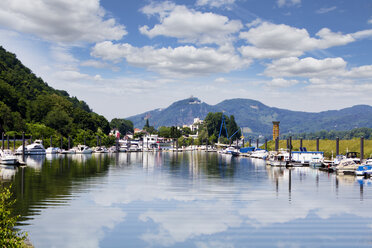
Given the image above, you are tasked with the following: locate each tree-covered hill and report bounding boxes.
[0,46,110,141]
[127,97,372,138]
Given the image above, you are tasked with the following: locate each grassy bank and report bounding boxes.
[263,139,372,159]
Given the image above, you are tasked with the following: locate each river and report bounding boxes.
[1,152,372,247]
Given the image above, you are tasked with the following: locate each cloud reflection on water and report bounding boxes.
[17,152,372,247]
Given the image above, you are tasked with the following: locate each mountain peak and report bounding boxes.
[126,98,372,136]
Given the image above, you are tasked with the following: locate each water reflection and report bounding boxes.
[8,153,372,248]
[0,165,17,181]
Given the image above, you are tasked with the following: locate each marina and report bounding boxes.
[1,152,372,247]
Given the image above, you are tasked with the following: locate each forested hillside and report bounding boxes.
[0,46,110,144]
[127,97,372,138]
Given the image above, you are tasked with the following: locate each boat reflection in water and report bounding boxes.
[8,152,372,248]
[23,155,45,171]
[0,165,17,181]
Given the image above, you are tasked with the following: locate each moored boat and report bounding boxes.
[336,158,358,175]
[46,147,61,154]
[355,165,372,176]
[0,149,19,165]
[15,140,46,155]
[309,155,324,168]
[73,145,93,154]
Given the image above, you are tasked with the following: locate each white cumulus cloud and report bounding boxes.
[91,41,251,77]
[264,57,347,78]
[277,0,301,8]
[139,4,242,45]
[239,22,355,59]
[265,78,299,87]
[196,0,235,8]
[0,0,126,43]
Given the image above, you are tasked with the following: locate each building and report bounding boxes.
[190,118,203,132]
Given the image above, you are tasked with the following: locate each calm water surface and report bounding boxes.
[1,152,372,248]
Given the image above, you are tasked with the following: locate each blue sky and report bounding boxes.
[0,0,371,120]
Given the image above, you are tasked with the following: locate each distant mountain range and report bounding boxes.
[127,97,372,137]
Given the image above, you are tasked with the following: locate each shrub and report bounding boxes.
[0,185,27,247]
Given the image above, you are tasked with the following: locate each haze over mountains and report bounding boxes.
[127,97,372,137]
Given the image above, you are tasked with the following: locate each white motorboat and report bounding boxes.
[333,155,346,165]
[60,149,76,154]
[336,158,358,175]
[251,149,269,159]
[46,147,61,154]
[119,145,128,152]
[15,140,46,155]
[128,144,141,152]
[0,149,18,165]
[221,146,240,156]
[309,155,323,168]
[74,145,93,154]
[268,151,289,167]
[94,147,108,153]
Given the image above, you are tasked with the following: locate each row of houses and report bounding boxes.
[109,118,204,141]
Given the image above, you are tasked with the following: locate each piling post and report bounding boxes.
[41,136,44,147]
[1,132,4,150]
[242,138,245,147]
[61,136,63,150]
[84,136,86,146]
[7,135,9,149]
[275,137,279,152]
[96,135,99,147]
[22,132,25,161]
[249,139,251,147]
[300,138,303,148]
[336,137,339,155]
[361,137,364,162]
[68,136,70,150]
[256,139,259,149]
[99,136,102,147]
[116,137,119,152]
[289,136,292,163]
[13,135,16,151]
[30,135,32,144]
[316,137,319,152]
[206,139,208,151]
[50,136,53,148]
[265,139,267,151]
[286,138,289,149]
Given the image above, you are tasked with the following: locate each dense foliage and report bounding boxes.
[0,46,111,144]
[0,186,27,247]
[203,112,241,143]
[110,118,134,135]
[281,127,372,140]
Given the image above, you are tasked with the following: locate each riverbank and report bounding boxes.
[264,139,372,158]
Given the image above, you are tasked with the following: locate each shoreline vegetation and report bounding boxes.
[264,139,371,159]
[0,186,31,248]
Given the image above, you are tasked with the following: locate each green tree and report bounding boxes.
[0,186,27,247]
[227,115,241,141]
[158,126,171,138]
[0,101,13,133]
[144,119,150,129]
[202,112,240,143]
[170,126,181,139]
[110,118,134,136]
[44,109,73,136]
